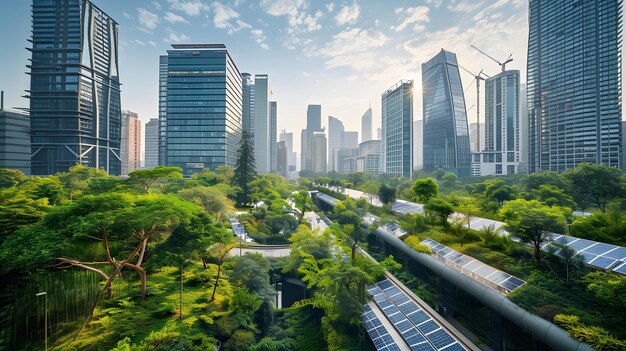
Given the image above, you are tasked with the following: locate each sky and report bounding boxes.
[1,0,533,153]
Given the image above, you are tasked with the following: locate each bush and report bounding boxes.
[404,236,433,255]
[554,314,626,350]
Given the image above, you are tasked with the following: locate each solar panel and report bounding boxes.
[362,304,402,351]
[421,238,526,294]
[544,234,626,275]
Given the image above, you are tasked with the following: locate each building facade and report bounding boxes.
[242,73,255,138]
[270,101,277,173]
[121,110,142,175]
[301,104,323,172]
[0,105,31,175]
[144,118,159,169]
[279,129,296,172]
[382,80,413,178]
[253,75,272,174]
[361,107,372,142]
[413,120,423,170]
[160,44,242,177]
[328,116,345,172]
[29,0,121,175]
[527,0,622,172]
[422,49,471,177]
[310,131,327,174]
[277,140,288,177]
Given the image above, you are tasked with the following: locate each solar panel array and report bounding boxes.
[545,234,626,275]
[366,279,466,351]
[229,217,246,237]
[392,200,424,215]
[421,239,526,294]
[363,304,403,351]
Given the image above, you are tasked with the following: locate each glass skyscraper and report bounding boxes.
[160,44,242,177]
[29,0,121,175]
[381,80,413,178]
[301,104,323,172]
[422,49,471,177]
[241,73,255,138]
[527,0,622,172]
[144,118,159,169]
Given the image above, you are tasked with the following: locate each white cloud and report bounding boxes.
[251,28,270,49]
[134,39,146,46]
[164,11,188,23]
[122,11,132,19]
[147,40,157,47]
[211,2,250,34]
[153,1,162,10]
[165,28,190,42]
[303,71,311,77]
[448,1,486,13]
[335,2,360,26]
[326,3,334,12]
[393,6,429,32]
[318,28,388,69]
[425,0,443,7]
[167,0,210,16]
[137,8,160,30]
[259,0,306,16]
[260,0,320,33]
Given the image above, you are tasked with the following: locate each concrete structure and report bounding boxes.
[242,73,255,138]
[344,131,359,149]
[277,140,288,177]
[343,139,382,174]
[310,131,327,174]
[336,148,358,174]
[518,83,528,174]
[527,0,622,172]
[469,122,485,153]
[301,104,323,172]
[121,110,142,175]
[328,116,345,172]
[29,0,121,175]
[160,44,242,177]
[279,130,296,172]
[144,118,159,169]
[0,95,30,174]
[361,107,372,142]
[253,75,272,174]
[270,101,277,173]
[422,49,471,177]
[413,120,423,170]
[382,80,413,178]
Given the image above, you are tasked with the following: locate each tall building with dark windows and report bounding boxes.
[527,0,622,172]
[301,104,323,172]
[160,44,242,177]
[422,49,471,177]
[144,118,159,169]
[158,55,168,166]
[29,0,121,175]
[253,75,272,174]
[270,101,277,173]
[241,73,255,138]
[1,92,31,174]
[381,80,413,178]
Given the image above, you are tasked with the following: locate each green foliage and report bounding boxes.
[250,337,298,351]
[127,166,183,193]
[178,185,235,216]
[404,236,433,254]
[412,178,438,203]
[0,187,50,241]
[424,198,454,226]
[223,329,256,351]
[581,272,626,309]
[233,130,257,205]
[378,183,397,205]
[570,207,626,246]
[562,163,624,212]
[0,168,27,188]
[554,314,626,351]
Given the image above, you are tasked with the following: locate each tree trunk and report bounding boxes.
[201,258,208,270]
[211,264,222,302]
[351,241,357,261]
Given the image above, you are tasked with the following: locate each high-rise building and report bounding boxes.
[382,80,413,178]
[242,73,255,138]
[29,0,121,175]
[0,93,30,174]
[343,139,382,174]
[144,118,159,169]
[476,70,520,176]
[277,140,288,177]
[527,0,622,172]
[361,107,372,142]
[301,104,323,172]
[328,116,345,171]
[422,49,471,177]
[469,122,485,153]
[253,75,272,174]
[279,130,296,171]
[121,110,142,175]
[344,131,359,149]
[623,121,626,171]
[518,83,528,174]
[160,44,242,177]
[413,120,423,170]
[270,101,277,173]
[311,131,327,174]
[158,56,168,167]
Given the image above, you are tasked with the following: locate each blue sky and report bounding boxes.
[1,0,532,151]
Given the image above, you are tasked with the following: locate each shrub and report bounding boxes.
[404,236,433,255]
[554,314,626,351]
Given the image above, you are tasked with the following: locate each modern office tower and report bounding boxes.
[623,121,626,171]
[413,120,423,170]
[158,55,168,166]
[277,141,288,177]
[242,73,255,137]
[301,104,323,172]
[469,122,485,153]
[361,107,372,142]
[476,70,520,176]
[377,128,382,140]
[279,129,296,171]
[270,101,277,173]
[144,118,159,169]
[518,83,528,174]
[343,139,382,174]
[382,80,413,178]
[160,44,242,177]
[344,131,359,149]
[527,0,622,172]
[328,116,345,171]
[0,93,31,175]
[121,110,142,175]
[310,131,327,174]
[252,74,272,174]
[336,148,358,174]
[29,0,121,175]
[422,49,471,177]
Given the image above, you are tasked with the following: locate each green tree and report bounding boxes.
[57,164,110,199]
[0,168,26,189]
[441,172,459,190]
[424,198,454,227]
[0,188,50,241]
[178,186,235,218]
[456,197,481,228]
[361,180,379,204]
[523,172,566,191]
[484,179,514,206]
[531,184,576,208]
[233,130,257,206]
[563,163,624,212]
[546,242,585,283]
[127,166,183,193]
[554,314,626,351]
[291,190,311,223]
[500,199,568,261]
[412,178,438,203]
[215,165,234,184]
[229,253,275,301]
[208,242,237,302]
[378,183,397,205]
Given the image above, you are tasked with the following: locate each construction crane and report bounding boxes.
[459,64,488,152]
[471,44,513,72]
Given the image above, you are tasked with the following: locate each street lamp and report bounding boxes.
[35,292,47,351]
[179,259,190,319]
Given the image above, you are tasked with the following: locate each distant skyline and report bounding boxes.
[1,0,622,153]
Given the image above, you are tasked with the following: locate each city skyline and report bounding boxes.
[1,0,541,153]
